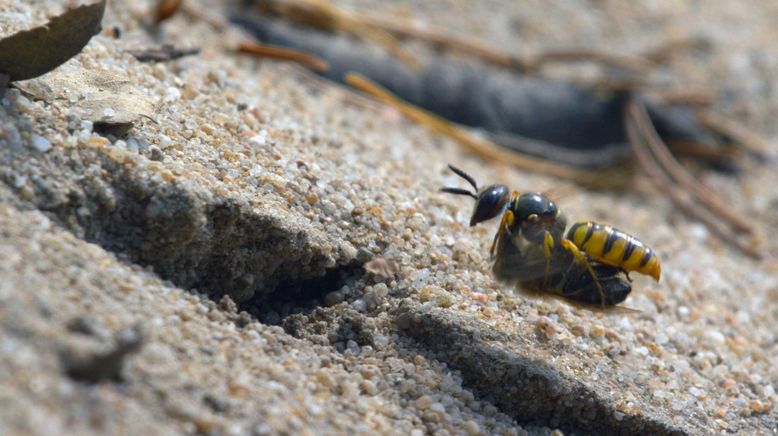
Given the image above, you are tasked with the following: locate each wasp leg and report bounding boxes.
[542,231,555,289]
[490,210,516,259]
[561,239,606,305]
[624,271,633,282]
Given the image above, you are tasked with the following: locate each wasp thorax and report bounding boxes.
[514,193,558,222]
[515,193,564,243]
[470,184,510,226]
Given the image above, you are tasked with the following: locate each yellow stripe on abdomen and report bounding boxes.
[566,221,661,281]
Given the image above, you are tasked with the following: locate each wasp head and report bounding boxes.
[440,165,510,226]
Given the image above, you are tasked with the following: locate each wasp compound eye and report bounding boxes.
[471,184,510,226]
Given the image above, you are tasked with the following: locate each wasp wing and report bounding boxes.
[490,231,634,309]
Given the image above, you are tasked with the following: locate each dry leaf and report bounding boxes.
[364,257,399,278]
[0,0,107,81]
[18,69,156,136]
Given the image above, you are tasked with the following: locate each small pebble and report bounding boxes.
[149,146,164,161]
[689,386,705,399]
[749,400,771,414]
[535,316,556,338]
[360,380,378,396]
[249,134,267,146]
[323,291,344,307]
[706,330,726,345]
[590,325,606,339]
[462,420,480,435]
[351,299,367,312]
[415,395,433,409]
[158,134,172,149]
[470,292,488,303]
[340,242,358,261]
[429,403,446,414]
[164,86,181,102]
[30,134,52,152]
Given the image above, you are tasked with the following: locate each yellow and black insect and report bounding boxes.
[441,164,660,307]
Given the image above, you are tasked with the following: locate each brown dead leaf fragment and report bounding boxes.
[0,0,107,81]
[364,257,399,279]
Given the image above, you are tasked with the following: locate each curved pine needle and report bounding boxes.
[641,34,712,65]
[650,88,716,107]
[624,100,761,259]
[262,0,652,74]
[627,100,753,234]
[697,111,772,159]
[665,139,738,160]
[363,12,651,74]
[238,41,329,72]
[361,13,515,67]
[522,48,654,74]
[345,72,613,185]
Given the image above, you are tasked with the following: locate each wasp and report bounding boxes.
[440,164,660,308]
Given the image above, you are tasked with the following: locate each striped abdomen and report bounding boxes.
[566,221,661,281]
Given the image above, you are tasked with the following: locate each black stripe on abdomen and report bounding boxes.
[622,239,636,261]
[602,228,620,256]
[640,248,653,266]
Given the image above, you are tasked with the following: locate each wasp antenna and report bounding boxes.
[439,187,477,199]
[447,164,478,191]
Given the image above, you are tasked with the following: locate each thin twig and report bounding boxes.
[237,41,329,72]
[521,48,654,74]
[628,99,753,233]
[641,34,712,65]
[365,11,652,74]
[624,99,761,259]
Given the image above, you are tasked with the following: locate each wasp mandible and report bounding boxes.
[440,164,661,307]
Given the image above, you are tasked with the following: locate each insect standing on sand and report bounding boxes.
[440,164,660,308]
